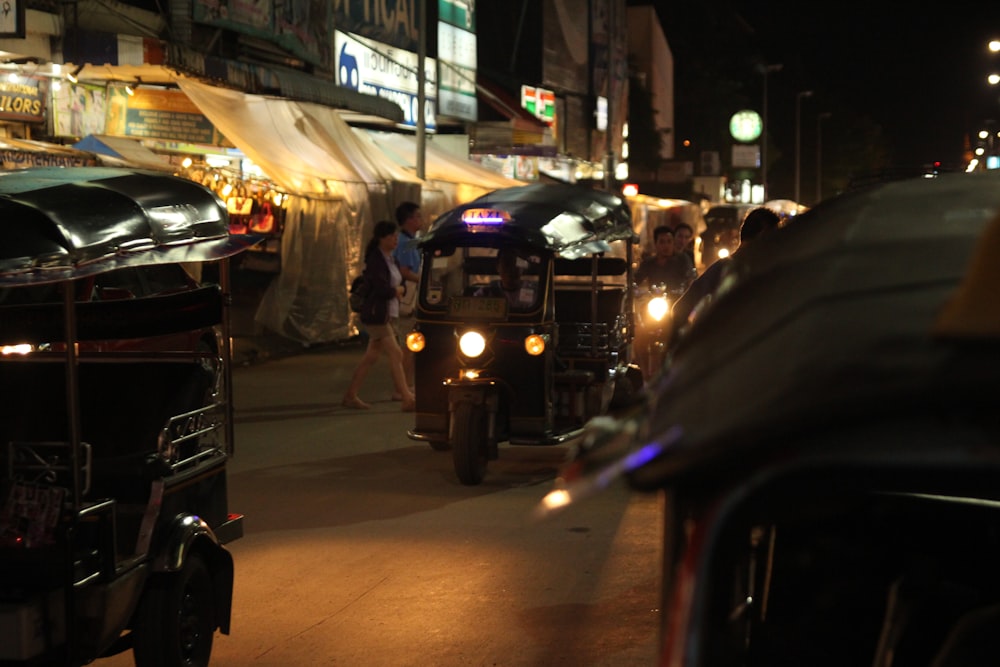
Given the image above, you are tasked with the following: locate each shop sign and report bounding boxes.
[438,0,473,30]
[333,0,420,53]
[731,143,760,169]
[334,30,437,129]
[0,0,25,38]
[0,75,45,122]
[192,0,331,68]
[729,110,762,142]
[105,86,226,145]
[521,86,555,124]
[437,20,476,121]
[0,149,96,169]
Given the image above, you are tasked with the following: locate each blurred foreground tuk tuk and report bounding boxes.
[542,171,1000,666]
[0,168,252,666]
[405,184,643,485]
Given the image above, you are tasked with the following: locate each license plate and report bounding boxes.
[449,296,508,319]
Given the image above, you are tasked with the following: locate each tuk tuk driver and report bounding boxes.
[475,248,537,307]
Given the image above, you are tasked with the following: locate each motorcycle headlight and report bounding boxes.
[717,247,731,259]
[458,331,486,358]
[646,296,670,322]
[406,331,425,352]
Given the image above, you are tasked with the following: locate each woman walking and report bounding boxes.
[342,220,417,411]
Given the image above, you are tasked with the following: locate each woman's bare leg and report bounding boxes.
[342,339,381,408]
[382,335,416,408]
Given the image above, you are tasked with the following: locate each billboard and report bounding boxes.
[335,30,436,129]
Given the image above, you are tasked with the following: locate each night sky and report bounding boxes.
[644,2,1000,171]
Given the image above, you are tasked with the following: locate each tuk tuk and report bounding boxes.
[540,170,1000,666]
[0,167,251,666]
[404,183,643,485]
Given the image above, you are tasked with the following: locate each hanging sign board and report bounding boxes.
[105,86,226,145]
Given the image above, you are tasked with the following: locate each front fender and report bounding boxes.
[152,513,236,634]
[445,377,500,408]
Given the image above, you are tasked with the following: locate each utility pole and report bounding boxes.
[816,112,832,203]
[794,90,813,203]
[759,63,782,201]
[416,0,426,180]
[603,0,617,192]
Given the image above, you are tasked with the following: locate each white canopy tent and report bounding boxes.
[178,79,424,342]
[177,79,522,344]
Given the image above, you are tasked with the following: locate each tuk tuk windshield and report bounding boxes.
[422,247,546,317]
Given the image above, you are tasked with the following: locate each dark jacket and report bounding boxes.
[360,247,399,325]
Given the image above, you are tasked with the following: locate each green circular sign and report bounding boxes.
[730,110,763,142]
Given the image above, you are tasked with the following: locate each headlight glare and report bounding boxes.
[646,296,670,322]
[1,343,35,356]
[458,331,486,358]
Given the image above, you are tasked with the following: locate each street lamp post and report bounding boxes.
[759,63,783,201]
[816,112,832,203]
[794,90,813,204]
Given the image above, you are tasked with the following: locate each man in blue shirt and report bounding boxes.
[392,201,423,395]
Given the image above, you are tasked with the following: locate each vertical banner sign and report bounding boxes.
[334,30,436,129]
[0,0,25,38]
[437,0,477,121]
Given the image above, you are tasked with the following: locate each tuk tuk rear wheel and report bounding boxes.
[451,402,488,485]
[132,553,215,667]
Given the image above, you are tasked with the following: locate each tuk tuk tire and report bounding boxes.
[451,402,488,485]
[132,552,216,667]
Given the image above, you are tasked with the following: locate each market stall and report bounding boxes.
[177,79,424,343]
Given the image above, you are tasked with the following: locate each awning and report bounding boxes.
[73,135,173,171]
[0,138,99,169]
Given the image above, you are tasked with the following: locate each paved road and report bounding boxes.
[101,344,663,666]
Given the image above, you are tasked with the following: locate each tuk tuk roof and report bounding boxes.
[421,183,635,256]
[631,170,1000,487]
[0,167,254,286]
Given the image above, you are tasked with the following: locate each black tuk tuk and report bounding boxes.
[540,170,1000,666]
[0,167,251,666]
[404,183,643,485]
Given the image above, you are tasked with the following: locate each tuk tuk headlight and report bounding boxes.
[459,331,486,358]
[718,247,731,259]
[646,296,670,322]
[1,343,34,356]
[406,331,425,352]
[524,334,546,356]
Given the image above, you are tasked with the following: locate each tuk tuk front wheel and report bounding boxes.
[451,402,488,485]
[132,552,216,667]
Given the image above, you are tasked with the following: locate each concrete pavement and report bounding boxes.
[99,331,663,667]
